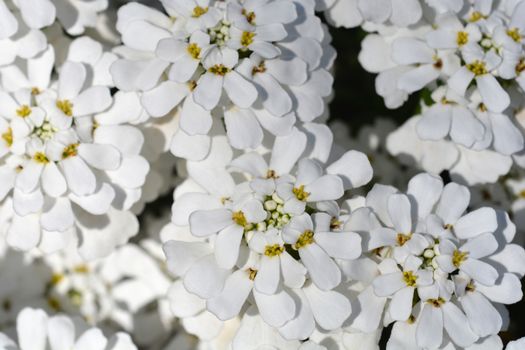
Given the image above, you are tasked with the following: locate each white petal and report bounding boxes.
[475,75,510,113]
[315,231,361,260]
[416,305,443,349]
[461,259,498,286]
[184,255,230,299]
[253,289,296,327]
[74,329,107,350]
[407,172,443,219]
[442,301,479,347]
[389,287,414,321]
[190,209,232,237]
[69,183,115,215]
[47,316,75,350]
[387,194,412,233]
[41,197,74,232]
[194,73,223,110]
[224,107,263,150]
[255,256,281,294]
[141,81,188,117]
[61,156,97,196]
[224,71,257,108]
[42,162,67,197]
[59,61,86,100]
[436,182,470,225]
[326,150,373,189]
[78,143,121,170]
[461,291,502,337]
[214,224,244,269]
[18,0,55,29]
[304,283,351,330]
[299,243,341,290]
[454,207,497,239]
[72,86,112,116]
[207,269,253,320]
[17,308,48,350]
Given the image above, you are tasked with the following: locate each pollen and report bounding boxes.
[433,56,443,69]
[1,128,12,147]
[443,223,453,230]
[192,6,208,18]
[242,9,256,24]
[403,271,418,287]
[188,80,197,91]
[266,169,276,178]
[330,217,342,230]
[232,210,248,227]
[16,105,31,118]
[456,31,469,46]
[396,233,412,246]
[252,62,267,76]
[469,11,486,22]
[264,244,284,257]
[241,31,256,47]
[73,265,89,273]
[293,230,315,249]
[466,60,488,76]
[452,249,469,268]
[247,268,258,280]
[187,43,201,59]
[209,64,231,76]
[56,99,73,116]
[62,143,79,159]
[427,297,445,308]
[48,297,61,311]
[293,185,310,202]
[516,59,525,74]
[50,273,64,285]
[31,87,41,95]
[507,28,522,43]
[33,152,50,164]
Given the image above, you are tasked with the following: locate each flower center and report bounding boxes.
[264,244,284,257]
[187,43,201,59]
[192,6,208,18]
[16,105,31,118]
[403,271,418,287]
[456,31,469,46]
[261,194,290,230]
[293,185,310,202]
[252,62,267,75]
[427,297,445,308]
[467,60,488,76]
[209,64,231,76]
[247,268,257,280]
[241,31,256,47]
[469,11,486,22]
[452,249,468,268]
[1,128,12,147]
[62,143,79,159]
[56,100,73,117]
[33,120,57,141]
[396,233,412,246]
[208,20,231,46]
[33,152,50,164]
[242,9,256,24]
[293,230,314,249]
[507,28,522,42]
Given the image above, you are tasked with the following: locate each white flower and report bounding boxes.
[507,337,525,350]
[0,307,138,350]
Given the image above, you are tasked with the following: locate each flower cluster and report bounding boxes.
[0,0,524,350]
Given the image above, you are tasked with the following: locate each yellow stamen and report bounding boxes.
[73,265,89,273]
[452,249,469,268]
[242,9,256,24]
[264,244,284,257]
[466,60,488,76]
[232,211,248,227]
[241,31,255,47]
[456,31,469,46]
[62,143,79,159]
[516,59,525,74]
[48,297,61,311]
[507,28,522,43]
[208,64,231,76]
[292,185,310,202]
[50,273,64,285]
[403,271,418,287]
[33,152,50,164]
[16,105,31,118]
[293,230,315,249]
[187,43,201,59]
[469,11,486,22]
[192,6,208,18]
[252,62,267,75]
[396,233,412,246]
[1,128,12,147]
[427,297,445,308]
[56,100,73,116]
[247,268,257,280]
